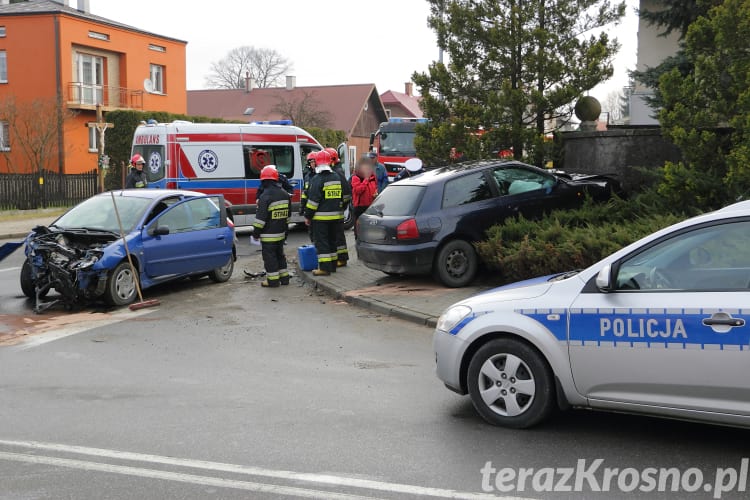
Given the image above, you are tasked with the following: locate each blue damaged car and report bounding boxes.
[20,189,235,311]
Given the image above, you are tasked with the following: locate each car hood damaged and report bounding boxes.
[25,225,118,312]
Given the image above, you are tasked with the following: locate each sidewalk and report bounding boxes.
[296,232,491,328]
[0,210,62,239]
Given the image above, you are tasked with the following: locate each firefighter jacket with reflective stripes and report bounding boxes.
[300,170,316,214]
[305,170,344,221]
[253,182,291,242]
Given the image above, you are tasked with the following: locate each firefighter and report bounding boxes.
[325,147,351,267]
[125,154,148,188]
[304,150,343,276]
[252,165,291,287]
[299,152,317,216]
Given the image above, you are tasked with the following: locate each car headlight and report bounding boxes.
[437,305,472,334]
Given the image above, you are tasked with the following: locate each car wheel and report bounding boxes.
[343,203,354,230]
[209,256,234,283]
[434,240,477,288]
[20,258,47,299]
[467,339,555,429]
[104,261,138,306]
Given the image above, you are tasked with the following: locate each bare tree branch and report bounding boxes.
[204,46,293,89]
[271,92,333,129]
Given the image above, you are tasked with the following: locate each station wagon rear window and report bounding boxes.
[366,185,425,216]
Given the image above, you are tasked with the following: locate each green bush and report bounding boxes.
[475,196,683,284]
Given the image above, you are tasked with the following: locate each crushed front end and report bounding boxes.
[24,226,117,313]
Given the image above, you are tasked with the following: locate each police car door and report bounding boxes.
[568,219,750,417]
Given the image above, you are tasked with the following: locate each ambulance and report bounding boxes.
[130,120,352,227]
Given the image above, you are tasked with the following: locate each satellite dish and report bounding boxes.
[143,78,155,93]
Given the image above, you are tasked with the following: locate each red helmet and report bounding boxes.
[314,150,332,167]
[324,147,340,165]
[260,165,279,181]
[131,154,145,165]
[306,151,317,169]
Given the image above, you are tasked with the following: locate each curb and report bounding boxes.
[296,262,438,328]
[1,233,29,240]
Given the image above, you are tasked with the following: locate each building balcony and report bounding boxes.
[66,83,144,111]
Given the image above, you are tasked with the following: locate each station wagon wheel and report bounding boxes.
[209,256,234,283]
[104,261,138,306]
[467,338,555,428]
[434,240,478,288]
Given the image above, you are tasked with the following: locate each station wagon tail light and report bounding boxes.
[396,219,419,240]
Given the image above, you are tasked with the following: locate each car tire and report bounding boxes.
[343,203,354,230]
[104,261,138,306]
[209,256,234,283]
[467,338,555,429]
[20,258,47,299]
[433,239,477,288]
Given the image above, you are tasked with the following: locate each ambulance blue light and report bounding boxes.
[389,117,404,123]
[416,118,429,123]
[251,120,293,126]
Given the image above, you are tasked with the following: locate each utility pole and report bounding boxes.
[87,103,113,192]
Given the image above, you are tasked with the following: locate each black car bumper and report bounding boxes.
[356,241,436,275]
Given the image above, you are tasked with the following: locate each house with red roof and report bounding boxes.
[187,78,388,158]
[380,82,423,119]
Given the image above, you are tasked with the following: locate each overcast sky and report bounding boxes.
[90,0,640,108]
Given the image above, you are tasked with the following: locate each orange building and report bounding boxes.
[0,0,186,174]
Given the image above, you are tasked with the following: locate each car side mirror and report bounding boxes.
[150,225,170,236]
[596,264,613,292]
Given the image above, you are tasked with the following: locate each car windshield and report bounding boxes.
[379,132,416,157]
[366,185,425,216]
[54,195,153,233]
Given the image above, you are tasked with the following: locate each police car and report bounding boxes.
[434,200,750,429]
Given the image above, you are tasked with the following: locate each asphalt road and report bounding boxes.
[1,230,750,499]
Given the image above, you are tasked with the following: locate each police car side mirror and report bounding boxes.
[595,264,613,292]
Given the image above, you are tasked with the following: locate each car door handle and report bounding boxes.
[216,235,226,240]
[702,312,745,334]
[702,314,745,328]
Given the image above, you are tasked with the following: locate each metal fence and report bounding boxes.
[0,169,98,210]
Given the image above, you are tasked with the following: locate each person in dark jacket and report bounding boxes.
[304,150,343,276]
[325,147,351,267]
[125,154,148,189]
[252,165,291,287]
[367,152,389,193]
[393,158,424,182]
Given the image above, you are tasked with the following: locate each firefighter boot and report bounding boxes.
[312,269,330,276]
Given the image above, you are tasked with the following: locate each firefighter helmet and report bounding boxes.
[306,151,317,170]
[131,154,145,165]
[314,150,332,167]
[260,165,279,181]
[324,147,340,165]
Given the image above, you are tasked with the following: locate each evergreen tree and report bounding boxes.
[412,0,625,167]
[658,0,750,210]
[631,0,720,109]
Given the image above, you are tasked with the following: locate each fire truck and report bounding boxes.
[369,117,428,179]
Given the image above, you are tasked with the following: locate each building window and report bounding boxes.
[0,121,10,151]
[0,51,7,83]
[0,26,6,37]
[150,64,165,94]
[148,44,166,52]
[75,53,104,104]
[88,31,110,41]
[88,126,99,152]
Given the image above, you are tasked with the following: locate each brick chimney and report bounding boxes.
[77,0,91,13]
[404,82,413,96]
[244,71,254,93]
[286,75,296,91]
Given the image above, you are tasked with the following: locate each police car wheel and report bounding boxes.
[434,240,477,288]
[209,257,234,283]
[467,339,555,428]
[104,261,137,306]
